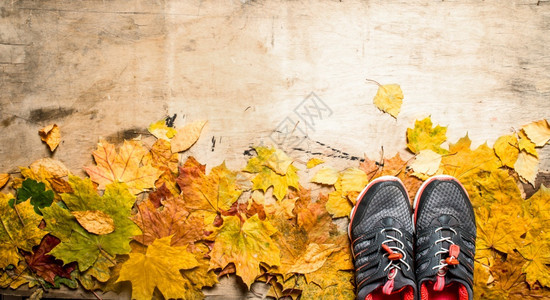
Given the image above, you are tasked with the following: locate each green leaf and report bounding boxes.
[10,179,54,215]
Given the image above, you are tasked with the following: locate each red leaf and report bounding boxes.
[22,234,76,284]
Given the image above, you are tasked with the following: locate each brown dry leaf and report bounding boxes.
[372,83,404,118]
[522,119,550,147]
[71,210,115,235]
[514,151,539,186]
[39,124,61,152]
[171,120,207,153]
[0,174,9,189]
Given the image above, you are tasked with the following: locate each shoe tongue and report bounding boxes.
[358,271,415,298]
[391,272,416,293]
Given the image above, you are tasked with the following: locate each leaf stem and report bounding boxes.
[365,78,382,87]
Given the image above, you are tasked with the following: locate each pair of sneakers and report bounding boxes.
[349,175,476,300]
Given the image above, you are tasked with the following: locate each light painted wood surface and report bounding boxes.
[1,0,550,298]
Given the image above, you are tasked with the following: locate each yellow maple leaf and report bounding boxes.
[522,119,550,147]
[266,148,293,175]
[147,119,177,140]
[493,134,519,168]
[209,215,280,287]
[117,236,200,300]
[84,140,162,194]
[514,151,539,186]
[518,237,550,287]
[476,207,525,259]
[407,117,448,154]
[306,158,324,169]
[38,124,61,152]
[409,149,442,176]
[0,174,9,189]
[311,167,339,185]
[170,120,207,152]
[341,167,368,196]
[372,83,404,118]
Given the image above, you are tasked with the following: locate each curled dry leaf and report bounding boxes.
[522,119,550,147]
[39,124,61,152]
[0,174,9,189]
[514,151,539,186]
[171,120,207,153]
[71,210,115,235]
[30,158,69,178]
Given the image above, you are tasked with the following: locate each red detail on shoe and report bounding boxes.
[445,245,460,266]
[367,285,414,300]
[421,281,470,300]
[434,275,445,291]
[383,278,395,295]
[382,244,404,260]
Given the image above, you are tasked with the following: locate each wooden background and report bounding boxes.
[1,0,550,298]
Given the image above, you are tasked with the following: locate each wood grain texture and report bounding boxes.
[1,0,549,298]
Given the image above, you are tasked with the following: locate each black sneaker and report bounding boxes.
[413,175,476,300]
[349,176,416,300]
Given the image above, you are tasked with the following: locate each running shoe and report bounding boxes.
[413,175,476,300]
[349,176,416,300]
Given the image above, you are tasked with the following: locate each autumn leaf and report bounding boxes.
[518,237,550,287]
[39,124,61,152]
[142,138,180,196]
[475,207,525,260]
[372,83,404,119]
[306,158,324,169]
[522,119,550,147]
[171,120,207,152]
[9,178,54,215]
[132,196,206,248]
[409,149,442,177]
[0,174,9,189]
[493,134,519,168]
[22,234,76,284]
[177,157,242,225]
[407,117,448,154]
[287,243,339,274]
[209,215,280,287]
[42,177,140,272]
[244,147,299,201]
[84,139,162,194]
[518,130,538,158]
[514,151,539,186]
[71,210,115,235]
[0,192,46,269]
[117,236,200,300]
[148,118,177,140]
[311,167,339,185]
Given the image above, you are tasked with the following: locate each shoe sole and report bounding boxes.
[412,174,469,227]
[348,175,406,241]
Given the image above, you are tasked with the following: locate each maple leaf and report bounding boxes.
[0,262,37,289]
[42,177,140,273]
[409,149,442,177]
[366,153,422,201]
[9,178,54,215]
[304,246,354,288]
[372,83,404,119]
[287,243,339,274]
[132,196,206,248]
[209,215,280,287]
[142,138,180,196]
[406,117,448,154]
[177,157,242,225]
[0,173,10,189]
[323,167,367,218]
[244,147,299,200]
[84,139,162,194]
[171,120,207,152]
[518,237,550,287]
[522,119,550,147]
[467,168,522,210]
[147,118,177,140]
[0,192,46,269]
[306,158,324,169]
[117,236,200,300]
[39,124,61,152]
[475,207,525,259]
[22,234,76,284]
[493,134,519,168]
[288,272,355,300]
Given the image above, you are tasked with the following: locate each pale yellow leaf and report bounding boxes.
[311,167,339,185]
[341,168,368,195]
[409,150,442,176]
[29,158,69,178]
[373,84,404,118]
[306,158,324,169]
[518,130,538,158]
[522,119,550,147]
[493,134,519,168]
[266,148,293,175]
[38,124,61,152]
[171,120,207,153]
[288,244,339,274]
[514,151,539,186]
[71,210,115,235]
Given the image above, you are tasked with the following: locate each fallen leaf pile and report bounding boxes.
[1,116,550,300]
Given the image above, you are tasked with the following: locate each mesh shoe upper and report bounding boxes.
[414,175,476,300]
[349,176,416,300]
